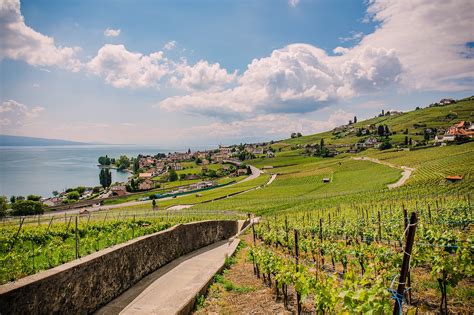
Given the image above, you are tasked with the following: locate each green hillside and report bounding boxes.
[277,96,474,148]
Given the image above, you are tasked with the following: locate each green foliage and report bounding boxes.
[11,200,44,216]
[168,169,178,182]
[98,155,111,166]
[379,140,392,150]
[27,195,41,201]
[0,196,7,217]
[116,155,131,170]
[67,191,80,200]
[99,168,112,188]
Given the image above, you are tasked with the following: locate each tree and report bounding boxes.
[10,196,16,204]
[11,200,44,216]
[0,196,7,217]
[168,169,178,182]
[133,158,140,173]
[99,168,112,188]
[116,155,130,170]
[377,125,385,136]
[67,191,80,200]
[354,116,357,124]
[379,140,392,150]
[152,199,156,209]
[27,195,41,201]
[98,155,111,166]
[404,136,409,146]
[320,138,325,148]
[409,138,413,146]
[404,128,409,135]
[52,191,59,197]
[384,125,390,135]
[247,166,252,175]
[179,173,186,180]
[296,132,302,137]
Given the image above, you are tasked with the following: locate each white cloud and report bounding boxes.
[104,28,121,37]
[158,0,472,119]
[171,60,237,91]
[86,44,170,88]
[0,0,82,71]
[360,0,474,91]
[159,44,402,118]
[163,40,177,50]
[0,99,44,127]
[288,0,300,8]
[87,44,236,91]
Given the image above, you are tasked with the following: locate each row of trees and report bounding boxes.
[98,155,130,171]
[0,196,44,217]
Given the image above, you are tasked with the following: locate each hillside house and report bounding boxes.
[266,151,275,158]
[169,163,183,171]
[139,172,153,179]
[253,147,264,155]
[446,175,463,182]
[111,185,127,196]
[43,197,62,207]
[322,178,331,183]
[364,137,378,147]
[237,168,248,176]
[138,179,154,191]
[439,98,455,105]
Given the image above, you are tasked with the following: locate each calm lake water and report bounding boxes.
[0,145,207,198]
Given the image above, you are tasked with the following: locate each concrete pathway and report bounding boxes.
[352,156,415,189]
[97,238,240,315]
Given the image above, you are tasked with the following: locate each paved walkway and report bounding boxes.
[97,238,240,315]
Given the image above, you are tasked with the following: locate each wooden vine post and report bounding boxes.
[377,210,382,242]
[393,212,417,315]
[252,220,260,278]
[75,216,80,259]
[294,229,301,315]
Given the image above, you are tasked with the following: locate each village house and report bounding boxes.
[110,185,127,196]
[436,121,473,144]
[364,137,379,147]
[42,197,63,207]
[237,168,248,176]
[439,98,455,105]
[138,179,154,191]
[266,151,275,158]
[139,172,153,179]
[252,147,264,155]
[169,163,183,171]
[219,146,232,155]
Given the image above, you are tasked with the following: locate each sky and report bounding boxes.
[0,0,473,146]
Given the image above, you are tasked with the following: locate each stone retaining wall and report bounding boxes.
[0,220,238,314]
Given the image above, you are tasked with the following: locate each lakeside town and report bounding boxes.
[3,96,472,217]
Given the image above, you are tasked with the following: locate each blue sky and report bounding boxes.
[1,0,473,145]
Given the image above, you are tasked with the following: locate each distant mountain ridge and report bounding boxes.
[0,135,90,146]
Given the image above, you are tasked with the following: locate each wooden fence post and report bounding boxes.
[378,211,382,242]
[393,212,417,315]
[294,229,301,315]
[75,216,80,259]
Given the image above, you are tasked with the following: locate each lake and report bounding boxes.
[0,145,209,198]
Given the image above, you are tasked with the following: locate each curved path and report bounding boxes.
[352,156,415,189]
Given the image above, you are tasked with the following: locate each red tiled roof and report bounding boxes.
[446,175,463,180]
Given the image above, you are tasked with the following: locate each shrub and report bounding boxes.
[11,200,44,216]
